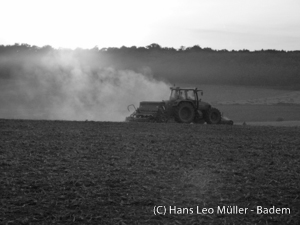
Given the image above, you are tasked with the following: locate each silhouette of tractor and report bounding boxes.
[126,87,233,125]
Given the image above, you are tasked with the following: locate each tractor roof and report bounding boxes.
[170,87,203,91]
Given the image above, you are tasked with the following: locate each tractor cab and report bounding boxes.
[170,87,203,102]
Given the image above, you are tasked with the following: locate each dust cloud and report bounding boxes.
[0,51,170,121]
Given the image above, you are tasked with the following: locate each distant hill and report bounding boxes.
[1,43,300,89]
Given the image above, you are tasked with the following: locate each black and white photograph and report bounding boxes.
[0,0,299,224]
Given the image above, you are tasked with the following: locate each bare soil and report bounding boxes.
[0,119,299,224]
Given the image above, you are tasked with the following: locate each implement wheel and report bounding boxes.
[156,106,168,123]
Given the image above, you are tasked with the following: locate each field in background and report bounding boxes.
[236,121,300,127]
[217,104,300,123]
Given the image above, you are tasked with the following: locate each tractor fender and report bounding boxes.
[198,101,211,111]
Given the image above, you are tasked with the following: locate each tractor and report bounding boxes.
[125,86,233,125]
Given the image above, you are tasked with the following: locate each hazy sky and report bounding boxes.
[0,0,299,50]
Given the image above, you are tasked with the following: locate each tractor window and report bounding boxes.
[179,90,186,99]
[170,89,179,100]
[186,90,195,100]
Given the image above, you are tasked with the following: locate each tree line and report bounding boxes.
[1,43,300,89]
[1,43,299,53]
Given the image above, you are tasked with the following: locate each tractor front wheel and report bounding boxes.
[174,102,195,123]
[204,108,221,124]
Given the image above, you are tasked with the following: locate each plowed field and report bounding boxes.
[1,119,299,224]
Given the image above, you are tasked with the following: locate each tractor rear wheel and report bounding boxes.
[174,102,195,123]
[204,108,221,124]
